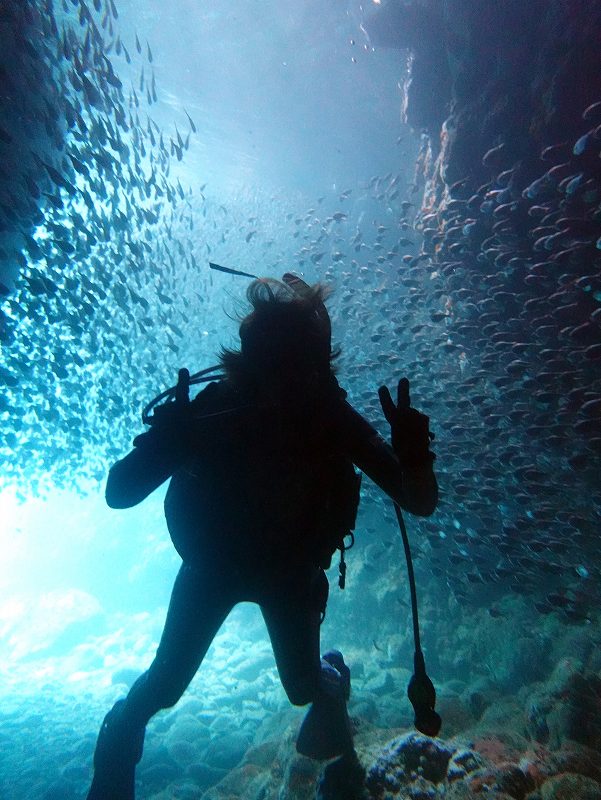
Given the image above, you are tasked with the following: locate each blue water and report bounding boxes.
[1,1,600,799]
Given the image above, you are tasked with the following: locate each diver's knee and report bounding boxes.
[285,676,317,707]
[156,682,186,710]
[285,655,348,706]
[288,690,313,707]
[138,670,186,711]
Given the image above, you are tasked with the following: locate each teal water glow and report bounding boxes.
[1,2,600,798]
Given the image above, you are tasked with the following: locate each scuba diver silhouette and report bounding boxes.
[86,274,438,800]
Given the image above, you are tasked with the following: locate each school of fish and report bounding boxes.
[0,0,600,621]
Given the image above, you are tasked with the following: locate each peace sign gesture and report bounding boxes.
[378,378,434,470]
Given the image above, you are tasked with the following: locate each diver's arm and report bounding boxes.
[105,431,187,509]
[341,401,438,517]
[105,381,223,509]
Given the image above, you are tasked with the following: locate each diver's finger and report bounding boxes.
[378,385,396,424]
[175,367,191,405]
[397,377,411,409]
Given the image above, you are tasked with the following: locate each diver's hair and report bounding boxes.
[247,276,330,310]
[219,277,340,386]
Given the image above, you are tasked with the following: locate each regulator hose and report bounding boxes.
[394,501,441,737]
[141,364,224,425]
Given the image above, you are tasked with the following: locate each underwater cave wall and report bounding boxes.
[418,0,601,202]
[366,0,601,199]
[359,0,601,616]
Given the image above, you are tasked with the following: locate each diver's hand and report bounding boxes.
[378,378,434,470]
[148,368,192,446]
[150,400,190,428]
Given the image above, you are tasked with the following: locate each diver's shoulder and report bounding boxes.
[190,379,245,420]
[191,379,233,403]
[327,373,348,401]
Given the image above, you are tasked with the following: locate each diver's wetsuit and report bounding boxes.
[88,375,437,798]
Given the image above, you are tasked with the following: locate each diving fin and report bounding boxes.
[296,651,353,761]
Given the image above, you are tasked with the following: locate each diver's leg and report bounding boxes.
[123,562,234,723]
[260,567,323,706]
[87,562,233,800]
[260,567,354,760]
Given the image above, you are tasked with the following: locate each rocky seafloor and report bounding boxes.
[1,581,600,800]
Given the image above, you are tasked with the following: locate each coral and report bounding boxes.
[447,747,486,782]
[365,732,454,796]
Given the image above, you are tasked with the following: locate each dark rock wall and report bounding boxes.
[362,0,601,612]
[365,0,601,201]
[442,0,601,196]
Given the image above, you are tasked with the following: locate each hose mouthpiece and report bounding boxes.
[408,650,441,737]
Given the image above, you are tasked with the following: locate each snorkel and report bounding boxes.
[142,262,441,737]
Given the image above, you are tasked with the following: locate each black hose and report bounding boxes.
[394,501,422,653]
[393,500,441,737]
[141,364,224,424]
